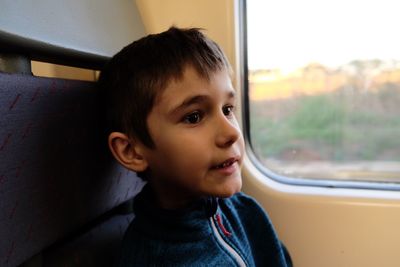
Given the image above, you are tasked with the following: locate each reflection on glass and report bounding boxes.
[247,0,400,182]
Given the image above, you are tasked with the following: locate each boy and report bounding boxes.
[98,27,291,266]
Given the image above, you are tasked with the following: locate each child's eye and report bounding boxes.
[183,111,203,124]
[222,105,235,116]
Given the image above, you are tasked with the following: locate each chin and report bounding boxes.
[216,179,242,198]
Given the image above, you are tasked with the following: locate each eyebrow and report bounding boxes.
[169,90,236,115]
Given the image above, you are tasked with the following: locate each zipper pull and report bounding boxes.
[215,214,232,237]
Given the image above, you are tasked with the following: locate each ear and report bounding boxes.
[108,132,148,172]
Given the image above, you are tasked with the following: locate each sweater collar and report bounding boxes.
[132,185,218,241]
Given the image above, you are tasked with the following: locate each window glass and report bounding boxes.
[246,0,400,182]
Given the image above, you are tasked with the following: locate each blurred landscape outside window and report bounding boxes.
[247,0,400,182]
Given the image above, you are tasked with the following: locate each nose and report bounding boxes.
[215,113,241,148]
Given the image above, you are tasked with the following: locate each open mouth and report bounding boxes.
[212,158,237,169]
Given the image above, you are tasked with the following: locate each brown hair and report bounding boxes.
[98,27,231,148]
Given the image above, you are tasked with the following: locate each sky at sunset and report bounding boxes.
[247,0,400,72]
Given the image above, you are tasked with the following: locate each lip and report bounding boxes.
[211,157,241,176]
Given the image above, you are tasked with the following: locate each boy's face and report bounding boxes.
[141,66,245,209]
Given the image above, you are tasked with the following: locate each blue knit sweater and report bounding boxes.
[115,185,291,266]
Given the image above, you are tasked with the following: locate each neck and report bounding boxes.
[148,181,201,210]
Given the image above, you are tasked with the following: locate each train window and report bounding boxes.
[244,0,400,185]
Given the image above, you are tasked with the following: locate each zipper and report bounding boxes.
[209,215,247,267]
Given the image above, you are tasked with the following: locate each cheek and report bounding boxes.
[179,140,208,161]
[159,135,210,167]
